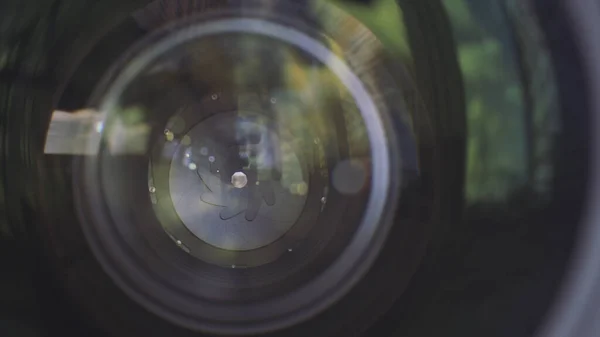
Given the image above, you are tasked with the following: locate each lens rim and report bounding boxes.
[534,1,600,336]
[73,7,403,335]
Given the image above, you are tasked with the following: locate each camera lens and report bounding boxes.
[64,3,415,334]
[6,0,598,337]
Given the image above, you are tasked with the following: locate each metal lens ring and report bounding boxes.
[74,2,411,335]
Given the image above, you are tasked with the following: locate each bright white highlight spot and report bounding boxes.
[231,172,248,188]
